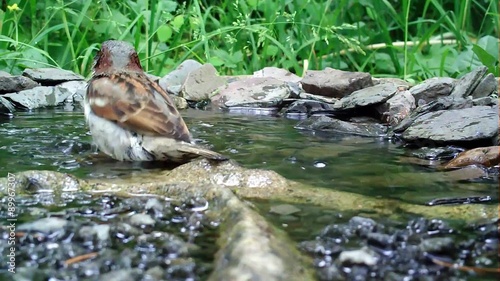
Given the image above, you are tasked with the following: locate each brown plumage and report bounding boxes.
[84,40,227,162]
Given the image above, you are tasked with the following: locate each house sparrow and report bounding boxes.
[84,40,227,163]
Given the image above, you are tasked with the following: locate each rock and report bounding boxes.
[409,77,455,105]
[159,59,203,94]
[54,80,87,104]
[22,68,84,85]
[333,83,398,111]
[419,237,455,253]
[444,146,500,169]
[171,95,188,109]
[401,106,498,145]
[18,217,68,234]
[373,77,412,87]
[0,72,39,93]
[295,115,388,137]
[0,96,15,116]
[472,96,498,106]
[450,66,488,98]
[410,146,464,160]
[284,99,335,117]
[390,96,474,134]
[211,77,291,108]
[443,165,489,181]
[78,224,111,242]
[129,213,156,228]
[253,67,301,83]
[300,68,373,98]
[376,89,415,125]
[269,204,301,216]
[471,73,497,98]
[3,86,72,109]
[180,63,226,101]
[99,269,141,281]
[225,107,279,115]
[299,92,338,104]
[338,247,378,266]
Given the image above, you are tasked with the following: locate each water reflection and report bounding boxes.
[0,108,496,204]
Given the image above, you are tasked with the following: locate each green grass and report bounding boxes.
[0,0,498,81]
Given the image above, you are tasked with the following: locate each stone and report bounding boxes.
[376,89,415,125]
[0,72,39,93]
[180,63,225,101]
[401,106,498,145]
[390,96,474,134]
[0,96,15,116]
[269,204,301,216]
[299,92,338,104]
[158,59,203,94]
[333,83,398,111]
[54,80,87,104]
[409,77,455,104]
[338,247,378,266]
[284,100,336,116]
[410,146,464,160]
[471,73,497,98]
[211,77,291,108]
[472,96,498,106]
[129,213,156,228]
[23,67,84,85]
[450,66,488,98]
[419,237,454,253]
[295,115,388,137]
[373,77,412,87]
[171,95,188,109]
[3,86,72,109]
[18,217,69,234]
[253,67,301,83]
[300,68,373,98]
[444,146,500,169]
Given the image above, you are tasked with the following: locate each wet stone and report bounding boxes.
[283,99,336,117]
[295,115,388,137]
[0,72,39,93]
[300,216,497,281]
[159,59,203,95]
[0,193,219,280]
[333,83,398,111]
[409,146,465,160]
[181,63,226,101]
[23,68,84,86]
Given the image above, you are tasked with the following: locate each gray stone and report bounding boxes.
[171,95,188,109]
[0,96,15,115]
[471,73,497,98]
[0,72,39,93]
[450,66,488,98]
[269,204,301,216]
[401,106,498,144]
[300,68,373,98]
[212,77,290,108]
[376,89,415,125]
[409,77,455,104]
[18,217,68,234]
[373,77,412,87]
[391,96,474,134]
[472,96,498,106]
[338,247,378,266]
[129,213,155,227]
[295,115,388,137]
[181,63,226,101]
[3,86,65,109]
[23,68,84,85]
[419,237,454,253]
[333,83,398,111]
[78,224,111,241]
[54,80,87,104]
[299,92,338,104]
[253,67,301,83]
[159,59,203,94]
[284,100,336,116]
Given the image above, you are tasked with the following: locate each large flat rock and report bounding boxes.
[401,106,498,144]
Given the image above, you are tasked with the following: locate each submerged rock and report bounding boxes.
[300,68,373,98]
[401,106,498,146]
[211,77,291,109]
[295,115,387,137]
[23,67,84,85]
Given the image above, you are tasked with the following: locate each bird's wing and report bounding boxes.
[86,72,192,142]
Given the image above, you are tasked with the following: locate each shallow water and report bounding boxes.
[0,107,496,205]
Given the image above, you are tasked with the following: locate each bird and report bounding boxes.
[83,40,228,163]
